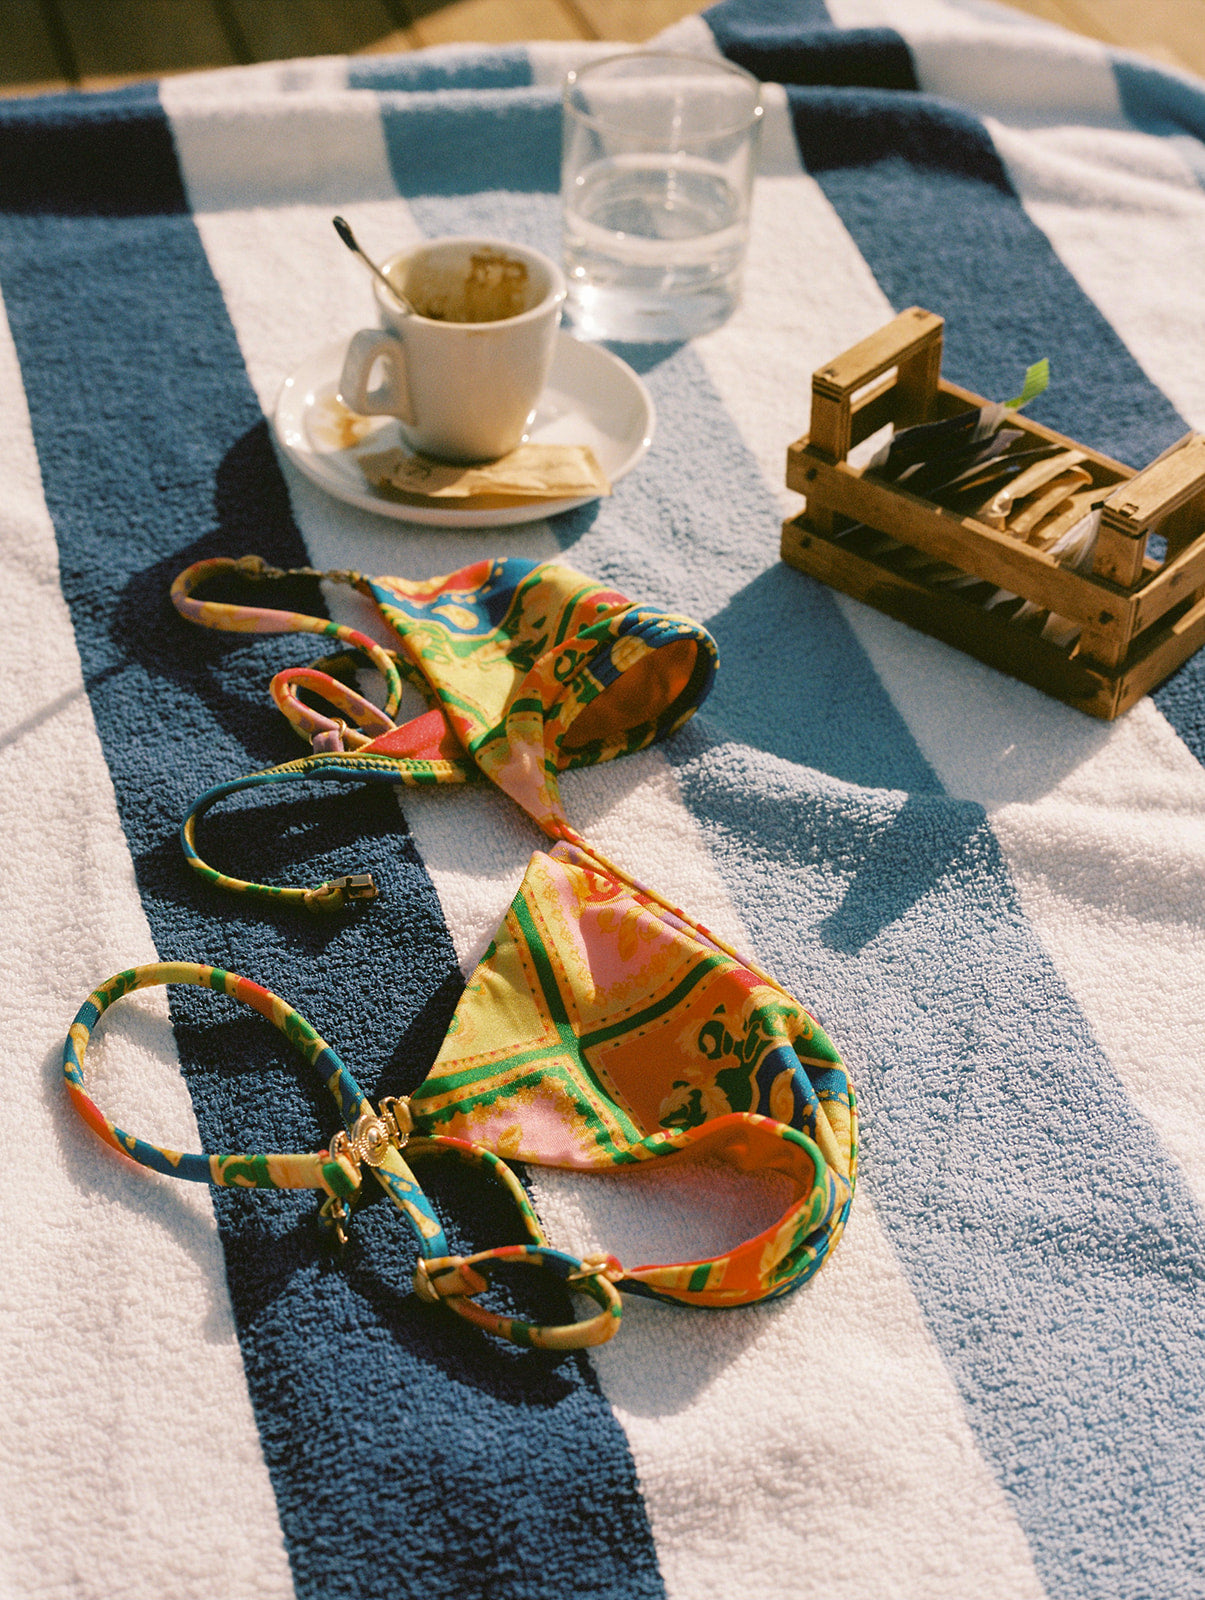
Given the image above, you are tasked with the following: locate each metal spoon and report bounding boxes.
[332,215,416,315]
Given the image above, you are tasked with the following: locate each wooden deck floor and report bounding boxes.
[0,0,1201,97]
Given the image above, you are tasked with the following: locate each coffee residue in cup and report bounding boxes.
[399,249,531,323]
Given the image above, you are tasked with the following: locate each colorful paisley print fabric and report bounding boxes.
[171,553,719,840]
[64,552,857,1340]
[359,557,718,834]
[411,838,856,1306]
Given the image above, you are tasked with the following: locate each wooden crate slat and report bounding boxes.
[1114,593,1205,715]
[813,306,943,398]
[808,307,942,461]
[1092,512,1149,588]
[1133,535,1205,634]
[847,381,899,451]
[781,514,1120,717]
[1160,484,1205,563]
[1103,433,1205,530]
[789,449,1137,627]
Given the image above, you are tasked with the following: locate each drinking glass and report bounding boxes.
[561,51,763,343]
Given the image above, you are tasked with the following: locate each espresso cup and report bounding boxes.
[338,236,566,463]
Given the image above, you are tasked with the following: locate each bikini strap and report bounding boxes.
[171,555,406,720]
[178,751,476,913]
[64,961,363,1199]
[403,1137,624,1350]
[173,557,477,911]
[64,963,623,1350]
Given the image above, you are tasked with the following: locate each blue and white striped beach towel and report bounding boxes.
[1,2,1203,1596]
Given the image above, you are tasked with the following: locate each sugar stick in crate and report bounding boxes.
[782,307,1205,719]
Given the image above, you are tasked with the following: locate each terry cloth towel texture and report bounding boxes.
[2,2,1204,1597]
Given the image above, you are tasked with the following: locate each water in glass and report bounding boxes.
[561,52,761,343]
[564,154,747,342]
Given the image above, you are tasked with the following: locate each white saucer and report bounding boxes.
[273,330,655,527]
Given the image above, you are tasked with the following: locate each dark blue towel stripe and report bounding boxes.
[1114,58,1205,189]
[778,82,1205,759]
[705,0,917,91]
[348,47,532,93]
[376,86,561,197]
[0,91,662,1600]
[400,70,1205,1600]
[1113,57,1205,146]
[0,81,183,214]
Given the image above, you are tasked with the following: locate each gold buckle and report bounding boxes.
[321,1097,412,1245]
[303,873,379,914]
[330,1095,413,1173]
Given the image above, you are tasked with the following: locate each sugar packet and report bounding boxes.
[357,441,611,508]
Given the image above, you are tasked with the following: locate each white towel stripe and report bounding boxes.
[0,289,295,1600]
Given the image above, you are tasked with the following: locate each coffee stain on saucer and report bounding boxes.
[312,392,385,450]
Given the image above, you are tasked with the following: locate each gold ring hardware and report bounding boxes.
[566,1252,623,1284]
[412,1248,624,1351]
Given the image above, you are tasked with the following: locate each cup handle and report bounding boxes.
[338,329,414,422]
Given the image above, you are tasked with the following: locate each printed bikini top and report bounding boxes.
[65,554,857,1350]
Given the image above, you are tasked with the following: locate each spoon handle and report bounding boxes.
[332,216,414,315]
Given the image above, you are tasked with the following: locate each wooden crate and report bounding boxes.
[782,307,1205,718]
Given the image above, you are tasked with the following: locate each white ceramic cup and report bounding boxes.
[338,236,566,463]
